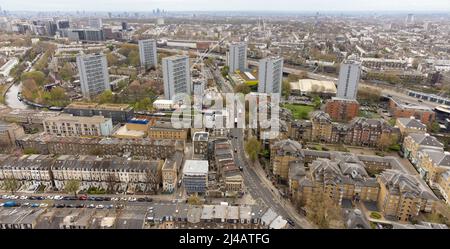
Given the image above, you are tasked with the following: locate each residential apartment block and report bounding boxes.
[43,114,113,137]
[76,53,110,99]
[63,102,134,124]
[377,169,437,222]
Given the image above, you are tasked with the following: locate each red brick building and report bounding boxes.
[388,98,435,125]
[325,98,360,122]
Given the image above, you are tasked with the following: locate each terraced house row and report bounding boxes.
[16,133,184,159]
[0,154,164,193]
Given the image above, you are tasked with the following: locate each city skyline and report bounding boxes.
[1,0,450,12]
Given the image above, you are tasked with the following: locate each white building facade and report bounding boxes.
[258,57,283,93]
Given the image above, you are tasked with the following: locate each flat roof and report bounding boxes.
[183,160,209,175]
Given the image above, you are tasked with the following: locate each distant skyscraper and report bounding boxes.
[121,21,128,31]
[336,59,361,100]
[162,55,191,101]
[406,13,415,25]
[88,18,102,29]
[57,20,70,29]
[258,57,283,94]
[138,39,157,69]
[227,42,247,73]
[76,54,110,99]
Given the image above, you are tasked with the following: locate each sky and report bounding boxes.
[1,0,450,12]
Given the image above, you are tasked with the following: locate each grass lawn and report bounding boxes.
[283,104,315,120]
[358,110,381,119]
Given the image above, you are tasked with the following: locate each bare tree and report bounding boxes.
[3,177,20,195]
[145,169,160,194]
[106,173,118,194]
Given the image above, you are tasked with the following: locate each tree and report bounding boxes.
[21,71,46,86]
[96,90,113,104]
[106,173,117,194]
[221,65,229,77]
[59,62,74,82]
[429,121,441,133]
[305,187,344,228]
[64,179,80,197]
[378,133,399,151]
[128,50,140,67]
[187,193,202,205]
[106,52,119,66]
[312,95,321,109]
[245,136,261,163]
[145,168,159,194]
[47,87,68,106]
[282,80,291,98]
[3,177,20,195]
[234,84,251,94]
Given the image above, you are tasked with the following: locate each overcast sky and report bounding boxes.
[1,0,450,12]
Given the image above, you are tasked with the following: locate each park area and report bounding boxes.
[283,103,315,120]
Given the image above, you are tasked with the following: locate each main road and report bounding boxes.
[207,62,313,228]
[230,128,314,229]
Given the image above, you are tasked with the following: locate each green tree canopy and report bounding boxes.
[245,136,261,163]
[22,71,46,86]
[64,179,80,197]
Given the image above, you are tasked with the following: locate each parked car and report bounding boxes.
[106,204,114,209]
[96,205,104,209]
[78,195,87,201]
[76,204,85,208]
[40,203,48,208]
[20,196,28,200]
[137,198,146,202]
[56,204,65,208]
[87,204,95,208]
[31,203,40,208]
[128,197,137,202]
[94,197,104,201]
